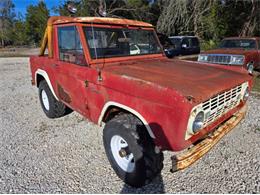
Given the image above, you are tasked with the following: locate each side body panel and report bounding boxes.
[86,67,249,151]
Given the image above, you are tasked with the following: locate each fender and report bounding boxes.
[98,101,156,139]
[35,69,59,100]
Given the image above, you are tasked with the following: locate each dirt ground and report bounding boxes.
[0,57,259,193]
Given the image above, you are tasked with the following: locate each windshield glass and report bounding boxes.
[219,39,256,49]
[84,27,162,59]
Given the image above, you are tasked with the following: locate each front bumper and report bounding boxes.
[171,103,247,172]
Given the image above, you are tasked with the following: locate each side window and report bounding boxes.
[258,40,260,50]
[182,38,189,47]
[183,38,193,47]
[58,26,87,66]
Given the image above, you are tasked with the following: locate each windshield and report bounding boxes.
[219,39,256,49]
[84,27,162,59]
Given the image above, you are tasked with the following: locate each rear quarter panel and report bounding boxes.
[30,56,59,95]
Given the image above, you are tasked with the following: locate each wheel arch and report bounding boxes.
[36,74,45,87]
[35,69,58,100]
[98,101,156,139]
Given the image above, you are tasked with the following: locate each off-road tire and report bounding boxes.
[38,80,72,118]
[103,113,164,187]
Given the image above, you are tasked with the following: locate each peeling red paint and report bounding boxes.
[57,84,72,103]
[30,16,252,153]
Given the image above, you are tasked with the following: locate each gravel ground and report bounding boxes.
[0,48,39,57]
[0,57,259,193]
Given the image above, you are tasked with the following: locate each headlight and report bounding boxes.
[230,55,244,65]
[243,87,249,101]
[198,54,208,62]
[192,111,204,133]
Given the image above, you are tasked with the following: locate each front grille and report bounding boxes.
[206,54,231,64]
[202,84,243,126]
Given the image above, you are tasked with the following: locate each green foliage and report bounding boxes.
[25,1,49,46]
[253,74,260,93]
[202,1,228,42]
[157,0,260,42]
[1,0,259,47]
[125,0,160,25]
[54,0,160,25]
[10,16,27,46]
[200,40,219,51]
[0,0,15,46]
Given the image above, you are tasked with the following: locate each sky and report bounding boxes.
[13,0,65,16]
[12,0,154,17]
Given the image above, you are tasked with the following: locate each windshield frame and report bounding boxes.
[81,24,163,62]
[219,38,257,50]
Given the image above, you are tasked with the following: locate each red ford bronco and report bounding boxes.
[198,37,260,73]
[30,16,252,187]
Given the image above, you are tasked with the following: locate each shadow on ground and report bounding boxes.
[120,174,165,194]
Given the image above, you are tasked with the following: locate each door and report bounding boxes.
[54,25,90,116]
[181,38,192,55]
[191,37,200,54]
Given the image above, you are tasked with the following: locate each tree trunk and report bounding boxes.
[239,0,258,36]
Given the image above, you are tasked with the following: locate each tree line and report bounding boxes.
[0,0,259,48]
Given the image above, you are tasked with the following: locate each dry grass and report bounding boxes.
[0,53,30,57]
[0,47,39,57]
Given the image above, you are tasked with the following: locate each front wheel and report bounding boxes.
[103,113,163,187]
[38,80,72,118]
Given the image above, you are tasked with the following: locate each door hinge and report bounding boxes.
[98,71,103,82]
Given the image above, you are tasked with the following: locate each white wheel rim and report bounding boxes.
[41,90,50,111]
[110,135,135,173]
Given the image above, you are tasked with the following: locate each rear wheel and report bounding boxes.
[38,80,72,118]
[103,113,164,187]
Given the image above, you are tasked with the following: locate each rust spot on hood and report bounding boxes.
[103,58,251,103]
[186,95,195,102]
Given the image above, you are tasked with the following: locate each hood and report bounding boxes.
[103,58,250,103]
[203,48,255,56]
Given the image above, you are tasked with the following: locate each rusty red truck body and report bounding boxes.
[198,37,260,73]
[30,16,252,187]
